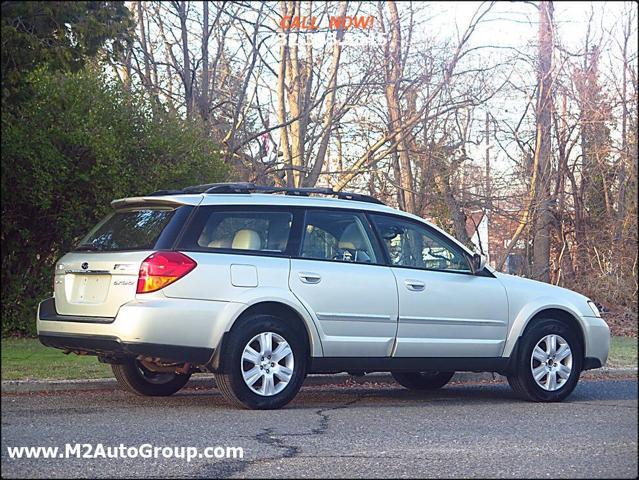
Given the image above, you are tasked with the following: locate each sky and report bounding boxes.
[423,1,637,175]
[443,1,633,48]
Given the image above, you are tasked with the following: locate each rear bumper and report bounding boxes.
[37,297,244,364]
[39,332,214,364]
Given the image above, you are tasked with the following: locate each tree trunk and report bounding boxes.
[277,1,294,186]
[614,13,630,264]
[306,1,348,187]
[434,173,471,246]
[532,0,554,282]
[137,1,152,92]
[200,0,210,125]
[385,1,416,213]
[178,1,193,118]
[286,1,304,187]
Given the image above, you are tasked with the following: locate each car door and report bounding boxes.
[289,209,399,357]
[369,213,509,358]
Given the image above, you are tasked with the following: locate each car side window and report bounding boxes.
[301,210,378,264]
[194,211,293,253]
[370,214,470,272]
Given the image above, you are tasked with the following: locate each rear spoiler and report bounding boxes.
[110,195,204,209]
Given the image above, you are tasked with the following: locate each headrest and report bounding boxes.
[231,229,261,250]
[338,223,365,250]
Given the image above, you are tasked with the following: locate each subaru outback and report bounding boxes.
[37,183,610,409]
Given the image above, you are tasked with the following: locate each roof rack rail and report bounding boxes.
[148,182,385,205]
[203,183,385,205]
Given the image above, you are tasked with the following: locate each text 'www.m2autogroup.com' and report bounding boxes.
[6,444,244,462]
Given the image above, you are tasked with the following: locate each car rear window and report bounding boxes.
[76,208,176,251]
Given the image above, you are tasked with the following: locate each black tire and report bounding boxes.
[215,314,307,410]
[507,318,583,402]
[392,371,455,390]
[112,359,191,397]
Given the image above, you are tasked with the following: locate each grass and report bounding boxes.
[607,336,638,368]
[1,338,112,381]
[1,336,637,382]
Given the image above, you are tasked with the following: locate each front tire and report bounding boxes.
[392,371,455,390]
[215,314,307,409]
[112,359,191,396]
[507,318,583,402]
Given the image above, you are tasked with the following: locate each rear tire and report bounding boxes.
[215,314,307,410]
[112,359,191,396]
[392,371,455,390]
[507,318,583,402]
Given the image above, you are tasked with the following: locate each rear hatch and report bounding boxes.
[54,251,153,317]
[54,199,197,318]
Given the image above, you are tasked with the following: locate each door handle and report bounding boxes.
[404,280,425,291]
[299,272,321,284]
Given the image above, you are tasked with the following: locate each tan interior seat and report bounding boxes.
[338,224,372,262]
[208,238,231,248]
[338,224,365,251]
[231,229,262,250]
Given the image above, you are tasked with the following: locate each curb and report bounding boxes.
[2,368,636,394]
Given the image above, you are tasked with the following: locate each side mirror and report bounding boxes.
[470,253,487,274]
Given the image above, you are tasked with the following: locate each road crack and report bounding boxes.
[195,396,365,478]
[311,396,363,435]
[255,428,301,458]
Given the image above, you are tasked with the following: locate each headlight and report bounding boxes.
[587,300,601,317]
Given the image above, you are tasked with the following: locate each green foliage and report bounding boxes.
[1,1,133,101]
[1,68,227,335]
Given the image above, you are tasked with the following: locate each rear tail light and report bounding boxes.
[137,252,197,293]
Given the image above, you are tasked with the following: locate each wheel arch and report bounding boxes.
[523,308,586,353]
[503,303,587,360]
[209,298,322,372]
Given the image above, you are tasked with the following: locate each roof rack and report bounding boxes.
[148,182,385,205]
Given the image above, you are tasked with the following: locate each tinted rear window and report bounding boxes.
[76,209,176,251]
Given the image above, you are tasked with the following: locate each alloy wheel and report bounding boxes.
[530,334,573,391]
[241,332,295,396]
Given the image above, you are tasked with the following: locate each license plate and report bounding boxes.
[69,274,111,303]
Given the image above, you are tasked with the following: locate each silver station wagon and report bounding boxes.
[38,183,610,409]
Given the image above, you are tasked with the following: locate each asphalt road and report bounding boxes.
[1,378,637,479]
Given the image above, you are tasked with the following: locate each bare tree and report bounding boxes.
[531,0,554,282]
[108,1,637,319]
